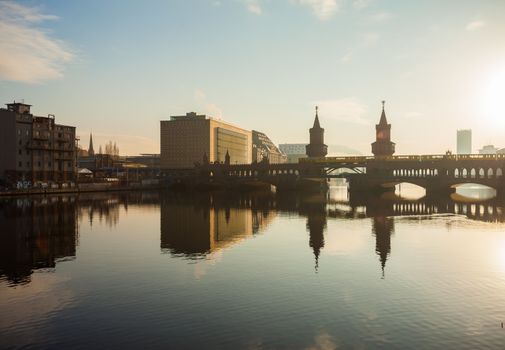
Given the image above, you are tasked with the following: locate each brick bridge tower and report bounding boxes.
[306,106,328,158]
[371,101,395,157]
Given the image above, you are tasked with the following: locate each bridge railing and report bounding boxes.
[299,153,505,164]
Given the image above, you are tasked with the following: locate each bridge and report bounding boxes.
[187,153,505,195]
[164,102,505,196]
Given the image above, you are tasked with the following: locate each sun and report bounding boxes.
[479,68,505,126]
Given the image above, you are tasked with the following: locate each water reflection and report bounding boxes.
[0,197,78,285]
[0,192,160,286]
[160,193,277,258]
[2,188,505,286]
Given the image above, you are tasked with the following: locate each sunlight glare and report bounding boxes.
[480,68,505,126]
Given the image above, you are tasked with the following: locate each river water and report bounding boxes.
[1,187,505,349]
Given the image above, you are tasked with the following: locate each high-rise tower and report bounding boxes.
[371,101,395,157]
[306,106,328,158]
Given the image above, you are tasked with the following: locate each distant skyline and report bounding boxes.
[1,0,505,155]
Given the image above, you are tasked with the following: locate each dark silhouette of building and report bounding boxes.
[0,102,77,187]
[371,101,395,157]
[306,106,328,158]
[88,133,95,156]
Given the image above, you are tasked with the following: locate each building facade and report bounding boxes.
[371,101,395,157]
[479,145,499,155]
[160,112,252,169]
[457,129,472,154]
[279,143,308,163]
[252,130,287,164]
[306,106,328,158]
[0,102,76,187]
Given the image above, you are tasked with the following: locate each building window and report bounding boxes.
[38,161,41,167]
[17,130,21,136]
[26,130,29,136]
[18,161,22,167]
[48,162,51,167]
[18,149,22,155]
[26,162,30,167]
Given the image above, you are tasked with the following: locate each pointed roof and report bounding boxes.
[312,105,321,128]
[379,100,388,125]
[88,133,95,155]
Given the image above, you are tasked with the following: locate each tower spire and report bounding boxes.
[88,133,95,156]
[379,100,388,125]
[313,105,321,128]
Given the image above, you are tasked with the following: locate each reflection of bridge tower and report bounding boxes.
[306,208,327,271]
[306,106,328,158]
[371,101,395,157]
[372,216,394,277]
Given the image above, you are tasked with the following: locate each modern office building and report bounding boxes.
[252,130,287,164]
[160,112,252,169]
[279,144,308,163]
[0,102,76,187]
[457,129,472,154]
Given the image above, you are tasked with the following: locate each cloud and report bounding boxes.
[0,2,73,83]
[363,32,380,44]
[242,0,262,14]
[296,0,342,21]
[466,20,485,31]
[195,89,223,119]
[340,52,352,63]
[370,11,393,22]
[313,98,369,125]
[353,0,373,9]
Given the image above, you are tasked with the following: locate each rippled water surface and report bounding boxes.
[2,188,505,349]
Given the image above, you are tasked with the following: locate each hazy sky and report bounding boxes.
[1,0,505,155]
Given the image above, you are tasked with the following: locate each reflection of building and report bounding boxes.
[0,197,78,285]
[0,102,77,186]
[371,216,394,277]
[161,201,253,256]
[252,130,287,164]
[160,112,252,169]
[306,107,328,158]
[279,144,307,163]
[371,101,395,157]
[457,129,472,154]
[478,145,499,155]
[305,204,327,271]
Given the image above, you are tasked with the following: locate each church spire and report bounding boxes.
[88,133,95,156]
[313,105,321,128]
[379,100,388,125]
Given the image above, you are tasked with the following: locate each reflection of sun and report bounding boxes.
[480,68,505,126]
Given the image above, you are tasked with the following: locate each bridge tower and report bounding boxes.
[306,106,328,158]
[371,101,395,157]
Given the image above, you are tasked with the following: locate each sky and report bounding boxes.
[0,0,505,156]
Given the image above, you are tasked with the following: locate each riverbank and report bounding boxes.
[0,184,162,197]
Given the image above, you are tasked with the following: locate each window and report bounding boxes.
[38,161,41,167]
[26,162,30,167]
[17,130,21,136]
[18,161,22,167]
[18,149,22,155]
